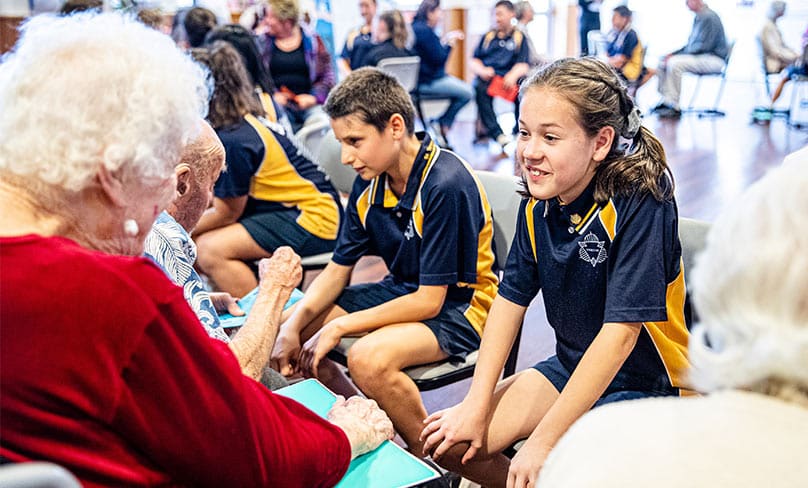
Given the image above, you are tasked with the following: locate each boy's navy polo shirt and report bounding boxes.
[473,29,529,76]
[340,25,374,70]
[499,179,691,392]
[332,135,499,335]
[214,114,342,240]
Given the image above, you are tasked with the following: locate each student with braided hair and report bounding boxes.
[421,57,691,488]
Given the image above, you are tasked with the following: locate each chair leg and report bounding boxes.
[687,76,702,111]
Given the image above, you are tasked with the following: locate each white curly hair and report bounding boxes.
[688,161,808,404]
[0,13,209,192]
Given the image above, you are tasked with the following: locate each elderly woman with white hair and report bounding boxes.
[0,13,392,487]
[536,161,808,487]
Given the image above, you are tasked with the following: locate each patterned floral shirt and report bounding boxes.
[144,211,230,343]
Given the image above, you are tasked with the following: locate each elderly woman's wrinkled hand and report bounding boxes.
[258,247,302,291]
[327,396,395,459]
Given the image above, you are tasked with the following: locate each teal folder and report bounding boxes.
[218,288,304,329]
[276,379,441,488]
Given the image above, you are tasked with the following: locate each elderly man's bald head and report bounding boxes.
[168,120,226,232]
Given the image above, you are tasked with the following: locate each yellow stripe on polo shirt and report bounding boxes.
[525,198,539,262]
[356,184,373,228]
[244,114,340,240]
[412,140,439,238]
[459,168,499,336]
[598,199,618,241]
[642,258,691,390]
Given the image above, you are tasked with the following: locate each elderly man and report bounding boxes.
[653,0,728,118]
[144,121,298,387]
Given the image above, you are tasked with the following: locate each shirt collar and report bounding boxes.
[372,132,435,211]
[544,178,597,226]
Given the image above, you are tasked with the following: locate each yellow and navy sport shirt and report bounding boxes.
[499,178,691,392]
[332,135,499,336]
[214,114,342,240]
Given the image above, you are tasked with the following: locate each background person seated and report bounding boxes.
[259,0,335,132]
[537,161,808,487]
[360,10,412,67]
[470,0,530,149]
[192,42,342,298]
[204,24,290,128]
[184,7,218,48]
[605,6,655,95]
[653,0,728,118]
[411,0,472,147]
[339,0,377,77]
[0,13,392,486]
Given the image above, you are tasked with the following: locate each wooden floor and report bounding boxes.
[336,77,808,416]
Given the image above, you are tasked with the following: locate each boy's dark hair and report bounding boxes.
[184,7,217,48]
[60,0,102,15]
[205,24,276,94]
[613,5,632,18]
[495,0,515,12]
[519,57,673,203]
[191,42,265,129]
[324,67,415,134]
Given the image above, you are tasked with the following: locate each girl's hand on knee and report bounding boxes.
[506,440,551,488]
[420,401,487,464]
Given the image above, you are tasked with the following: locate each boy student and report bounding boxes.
[471,0,530,148]
[272,68,499,455]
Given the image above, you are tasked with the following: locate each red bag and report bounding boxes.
[486,75,519,102]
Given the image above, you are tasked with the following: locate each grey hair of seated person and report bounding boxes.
[688,162,808,406]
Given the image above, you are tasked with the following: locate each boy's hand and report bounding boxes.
[298,322,343,378]
[270,327,302,376]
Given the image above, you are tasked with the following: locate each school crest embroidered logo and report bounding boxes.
[578,232,607,267]
[404,219,415,240]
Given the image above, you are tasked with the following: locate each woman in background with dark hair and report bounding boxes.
[205,24,289,127]
[191,42,342,298]
[411,0,472,147]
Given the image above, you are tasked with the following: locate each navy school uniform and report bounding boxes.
[498,178,691,395]
[214,114,342,255]
[332,135,499,357]
[340,25,374,71]
[473,29,529,76]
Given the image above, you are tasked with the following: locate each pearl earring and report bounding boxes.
[123,219,139,237]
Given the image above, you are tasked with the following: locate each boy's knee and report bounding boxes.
[346,340,394,383]
[195,234,224,269]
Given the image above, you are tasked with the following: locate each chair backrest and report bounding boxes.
[316,130,356,195]
[294,117,330,157]
[376,55,420,92]
[475,170,523,268]
[679,217,710,288]
[0,462,82,488]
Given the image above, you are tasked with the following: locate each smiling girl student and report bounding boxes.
[271,67,498,456]
[420,57,691,488]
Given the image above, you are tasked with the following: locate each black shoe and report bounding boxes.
[656,106,682,119]
[650,102,671,114]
